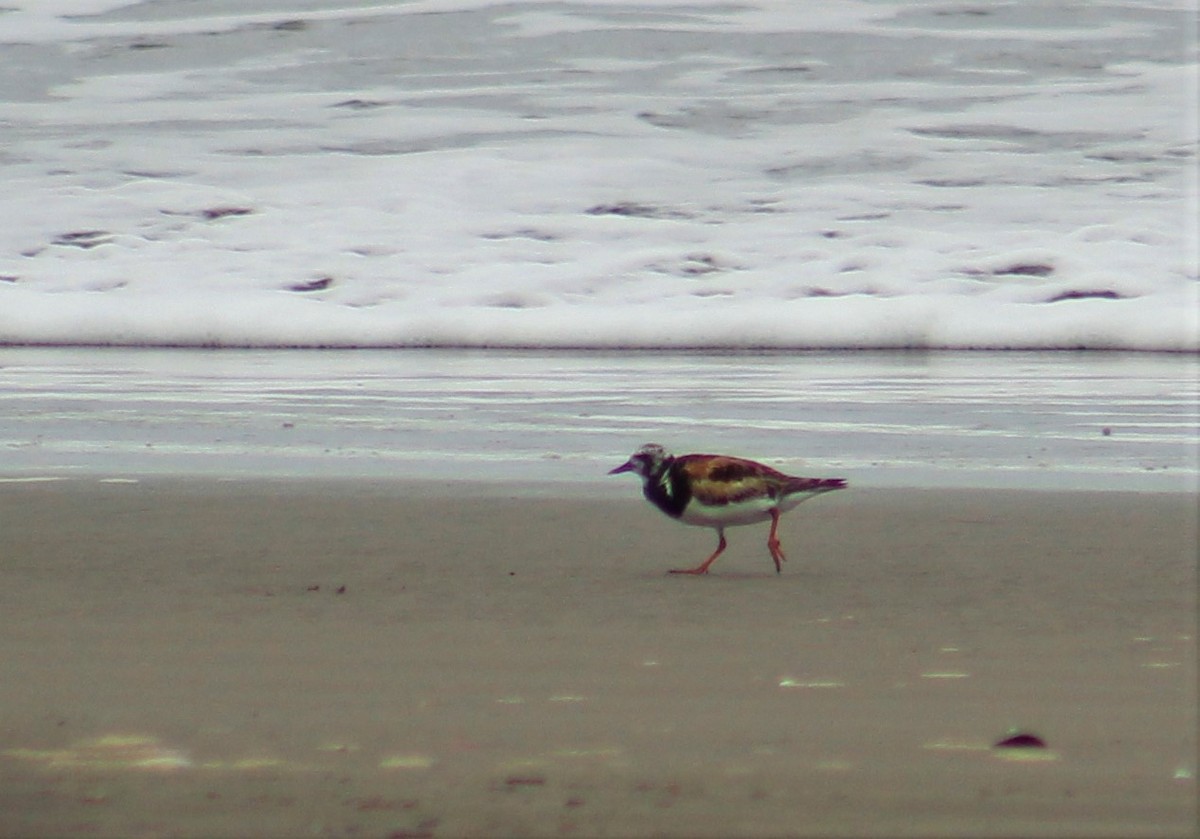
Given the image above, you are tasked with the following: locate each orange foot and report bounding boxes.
[669,531,726,576]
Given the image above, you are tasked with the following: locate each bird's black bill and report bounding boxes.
[608,460,635,475]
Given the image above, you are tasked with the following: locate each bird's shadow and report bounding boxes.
[634,570,797,582]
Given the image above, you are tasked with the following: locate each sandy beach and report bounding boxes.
[0,479,1195,837]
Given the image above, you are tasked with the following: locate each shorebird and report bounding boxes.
[609,443,846,575]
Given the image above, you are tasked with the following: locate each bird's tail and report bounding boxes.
[786,476,847,495]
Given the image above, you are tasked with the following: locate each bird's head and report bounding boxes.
[608,443,671,478]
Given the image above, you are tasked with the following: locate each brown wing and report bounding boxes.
[675,454,791,506]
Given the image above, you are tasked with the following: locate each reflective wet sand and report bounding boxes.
[1,480,1194,836]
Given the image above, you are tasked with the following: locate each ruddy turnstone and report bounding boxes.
[609,443,846,575]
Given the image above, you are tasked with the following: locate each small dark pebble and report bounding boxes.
[331,98,388,110]
[505,775,546,787]
[1045,289,1125,303]
[306,585,320,592]
[585,202,691,220]
[586,202,657,217]
[53,230,111,248]
[336,585,346,594]
[994,732,1047,749]
[287,277,334,292]
[388,822,438,839]
[200,206,253,220]
[993,263,1055,277]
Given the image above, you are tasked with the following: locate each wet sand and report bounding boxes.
[0,479,1195,837]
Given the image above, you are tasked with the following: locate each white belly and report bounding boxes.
[679,493,809,529]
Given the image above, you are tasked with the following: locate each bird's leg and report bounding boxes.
[670,528,726,575]
[767,508,787,574]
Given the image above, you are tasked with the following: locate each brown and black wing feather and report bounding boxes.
[675,455,789,506]
[677,454,845,507]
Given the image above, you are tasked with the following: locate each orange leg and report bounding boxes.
[767,508,787,574]
[669,529,726,575]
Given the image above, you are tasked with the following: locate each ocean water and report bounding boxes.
[1,0,1197,350]
[2,348,1196,491]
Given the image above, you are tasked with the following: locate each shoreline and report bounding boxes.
[2,472,1198,497]
[1,480,1194,837]
[4,347,1196,494]
[2,341,1199,353]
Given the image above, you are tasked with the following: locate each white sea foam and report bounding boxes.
[1,0,1196,350]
